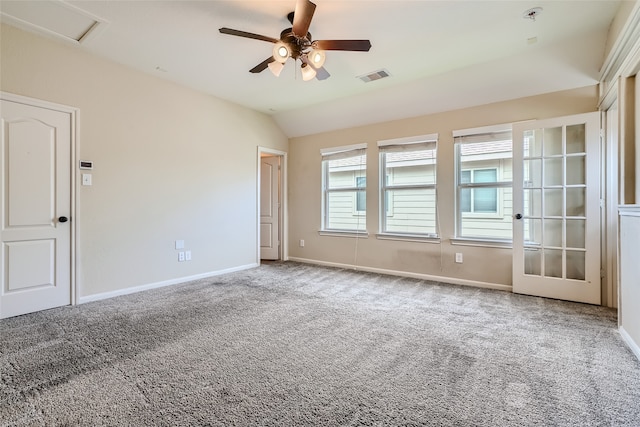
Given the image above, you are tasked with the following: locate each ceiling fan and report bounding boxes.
[219,0,372,81]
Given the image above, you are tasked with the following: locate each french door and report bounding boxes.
[512,112,600,304]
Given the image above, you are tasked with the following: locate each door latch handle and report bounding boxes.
[58,216,69,223]
[515,213,523,220]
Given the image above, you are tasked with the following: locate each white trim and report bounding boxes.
[620,326,640,362]
[320,142,367,156]
[377,133,438,147]
[0,91,79,307]
[78,263,258,304]
[318,230,369,238]
[618,205,640,217]
[257,147,288,262]
[600,1,640,84]
[288,257,512,292]
[375,233,440,243]
[452,123,512,137]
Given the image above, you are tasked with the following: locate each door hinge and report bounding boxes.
[600,199,605,208]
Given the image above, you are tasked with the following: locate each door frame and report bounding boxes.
[1,91,79,306]
[256,147,287,263]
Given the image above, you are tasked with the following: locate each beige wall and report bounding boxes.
[288,86,598,287]
[0,24,288,298]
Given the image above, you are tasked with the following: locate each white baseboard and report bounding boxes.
[620,326,640,362]
[288,257,512,292]
[78,263,259,304]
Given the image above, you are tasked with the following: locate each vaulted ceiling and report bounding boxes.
[0,1,624,137]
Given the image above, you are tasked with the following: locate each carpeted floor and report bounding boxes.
[1,261,639,426]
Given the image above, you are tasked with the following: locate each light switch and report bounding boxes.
[82,174,92,186]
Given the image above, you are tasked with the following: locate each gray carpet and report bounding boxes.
[1,261,639,426]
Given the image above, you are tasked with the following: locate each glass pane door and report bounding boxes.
[522,124,586,280]
[513,113,600,304]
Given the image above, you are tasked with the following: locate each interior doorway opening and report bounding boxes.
[257,147,287,263]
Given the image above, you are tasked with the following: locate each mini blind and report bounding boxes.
[320,143,367,161]
[453,124,511,144]
[378,133,438,153]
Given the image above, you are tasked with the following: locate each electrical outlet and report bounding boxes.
[299,239,305,247]
[455,253,463,263]
[178,251,185,262]
[185,250,191,261]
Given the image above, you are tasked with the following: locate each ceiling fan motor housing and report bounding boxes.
[280,28,312,60]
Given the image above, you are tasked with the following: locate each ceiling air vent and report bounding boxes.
[358,69,391,83]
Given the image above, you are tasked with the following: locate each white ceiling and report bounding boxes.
[0,0,624,137]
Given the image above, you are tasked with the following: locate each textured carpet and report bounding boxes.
[1,261,639,426]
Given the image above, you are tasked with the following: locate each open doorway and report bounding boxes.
[257,147,287,263]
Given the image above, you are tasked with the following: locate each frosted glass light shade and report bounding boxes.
[301,63,316,81]
[268,61,284,77]
[308,49,326,68]
[273,42,290,63]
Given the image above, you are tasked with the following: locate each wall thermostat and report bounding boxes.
[79,161,93,170]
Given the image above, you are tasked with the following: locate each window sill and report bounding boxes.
[450,237,512,249]
[461,213,505,220]
[376,233,440,243]
[319,230,369,238]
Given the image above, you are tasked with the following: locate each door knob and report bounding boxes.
[515,213,523,220]
[58,216,69,223]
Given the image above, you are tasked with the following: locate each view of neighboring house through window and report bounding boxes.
[454,125,513,240]
[321,143,367,232]
[378,134,438,237]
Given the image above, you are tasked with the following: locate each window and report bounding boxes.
[461,169,498,213]
[321,144,367,232]
[378,134,438,237]
[454,125,512,240]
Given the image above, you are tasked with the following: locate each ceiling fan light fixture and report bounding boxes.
[308,48,326,68]
[301,62,316,81]
[268,60,285,77]
[273,42,291,63]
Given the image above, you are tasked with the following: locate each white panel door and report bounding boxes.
[1,99,72,318]
[260,156,280,260]
[512,112,600,304]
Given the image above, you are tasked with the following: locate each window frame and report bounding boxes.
[453,124,513,243]
[320,143,368,234]
[354,176,367,214]
[377,134,439,239]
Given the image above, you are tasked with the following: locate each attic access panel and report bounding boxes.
[0,0,105,44]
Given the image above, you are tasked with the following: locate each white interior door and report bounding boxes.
[260,155,280,260]
[1,99,72,318]
[512,112,601,304]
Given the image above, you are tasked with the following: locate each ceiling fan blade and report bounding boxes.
[315,66,330,81]
[314,40,372,52]
[249,57,276,73]
[292,0,316,37]
[219,28,279,44]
